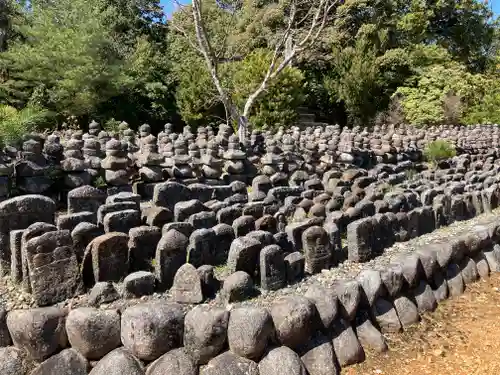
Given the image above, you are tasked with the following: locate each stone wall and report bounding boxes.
[0,214,499,375]
[1,121,500,373]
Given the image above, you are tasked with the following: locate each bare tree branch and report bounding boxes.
[242,0,337,122]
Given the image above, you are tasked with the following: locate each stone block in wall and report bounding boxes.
[269,296,315,350]
[331,318,365,367]
[188,211,217,230]
[372,298,402,333]
[0,195,56,276]
[393,295,419,329]
[227,307,273,361]
[97,202,138,225]
[65,308,121,360]
[446,263,465,297]
[121,302,185,361]
[335,281,361,322]
[67,185,106,214]
[0,307,11,347]
[183,305,229,365]
[9,229,24,284]
[431,271,449,302]
[128,226,161,272]
[154,229,189,290]
[30,348,89,375]
[355,314,387,354]
[412,280,437,313]
[146,348,197,375]
[259,346,307,375]
[259,245,286,291]
[106,185,133,196]
[379,265,404,297]
[302,226,332,275]
[153,181,192,211]
[346,218,373,263]
[57,211,96,231]
[304,285,338,330]
[25,230,79,306]
[132,181,157,200]
[85,233,129,284]
[232,215,256,237]
[71,222,103,263]
[0,346,26,375]
[286,217,323,253]
[284,251,305,284]
[357,270,383,308]
[460,256,479,284]
[103,209,141,233]
[21,222,57,293]
[88,347,144,375]
[6,306,67,361]
[200,351,259,375]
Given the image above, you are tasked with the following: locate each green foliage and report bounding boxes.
[0,0,499,130]
[0,0,125,117]
[0,104,48,147]
[232,49,306,129]
[104,118,121,133]
[395,61,479,126]
[462,78,500,125]
[91,175,107,189]
[424,140,457,164]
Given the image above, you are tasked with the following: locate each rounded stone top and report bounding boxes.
[206,140,217,150]
[139,123,151,133]
[98,131,110,139]
[68,184,107,199]
[105,139,122,151]
[123,128,134,137]
[89,120,99,129]
[164,122,173,131]
[174,138,187,149]
[22,139,42,153]
[228,134,239,144]
[188,143,199,151]
[71,131,83,140]
[66,139,82,150]
[143,134,157,145]
[46,134,60,143]
[83,138,100,150]
[118,121,129,131]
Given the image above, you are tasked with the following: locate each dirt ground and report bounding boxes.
[346,273,500,375]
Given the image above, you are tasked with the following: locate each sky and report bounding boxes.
[160,0,500,18]
[160,0,190,17]
[492,0,500,15]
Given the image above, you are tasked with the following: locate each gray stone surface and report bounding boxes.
[184,305,229,365]
[7,307,67,361]
[89,348,145,375]
[121,302,185,361]
[66,308,121,360]
[259,346,307,375]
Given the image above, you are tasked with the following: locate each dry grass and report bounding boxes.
[347,274,500,375]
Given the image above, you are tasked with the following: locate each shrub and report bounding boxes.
[0,104,49,147]
[424,140,456,164]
